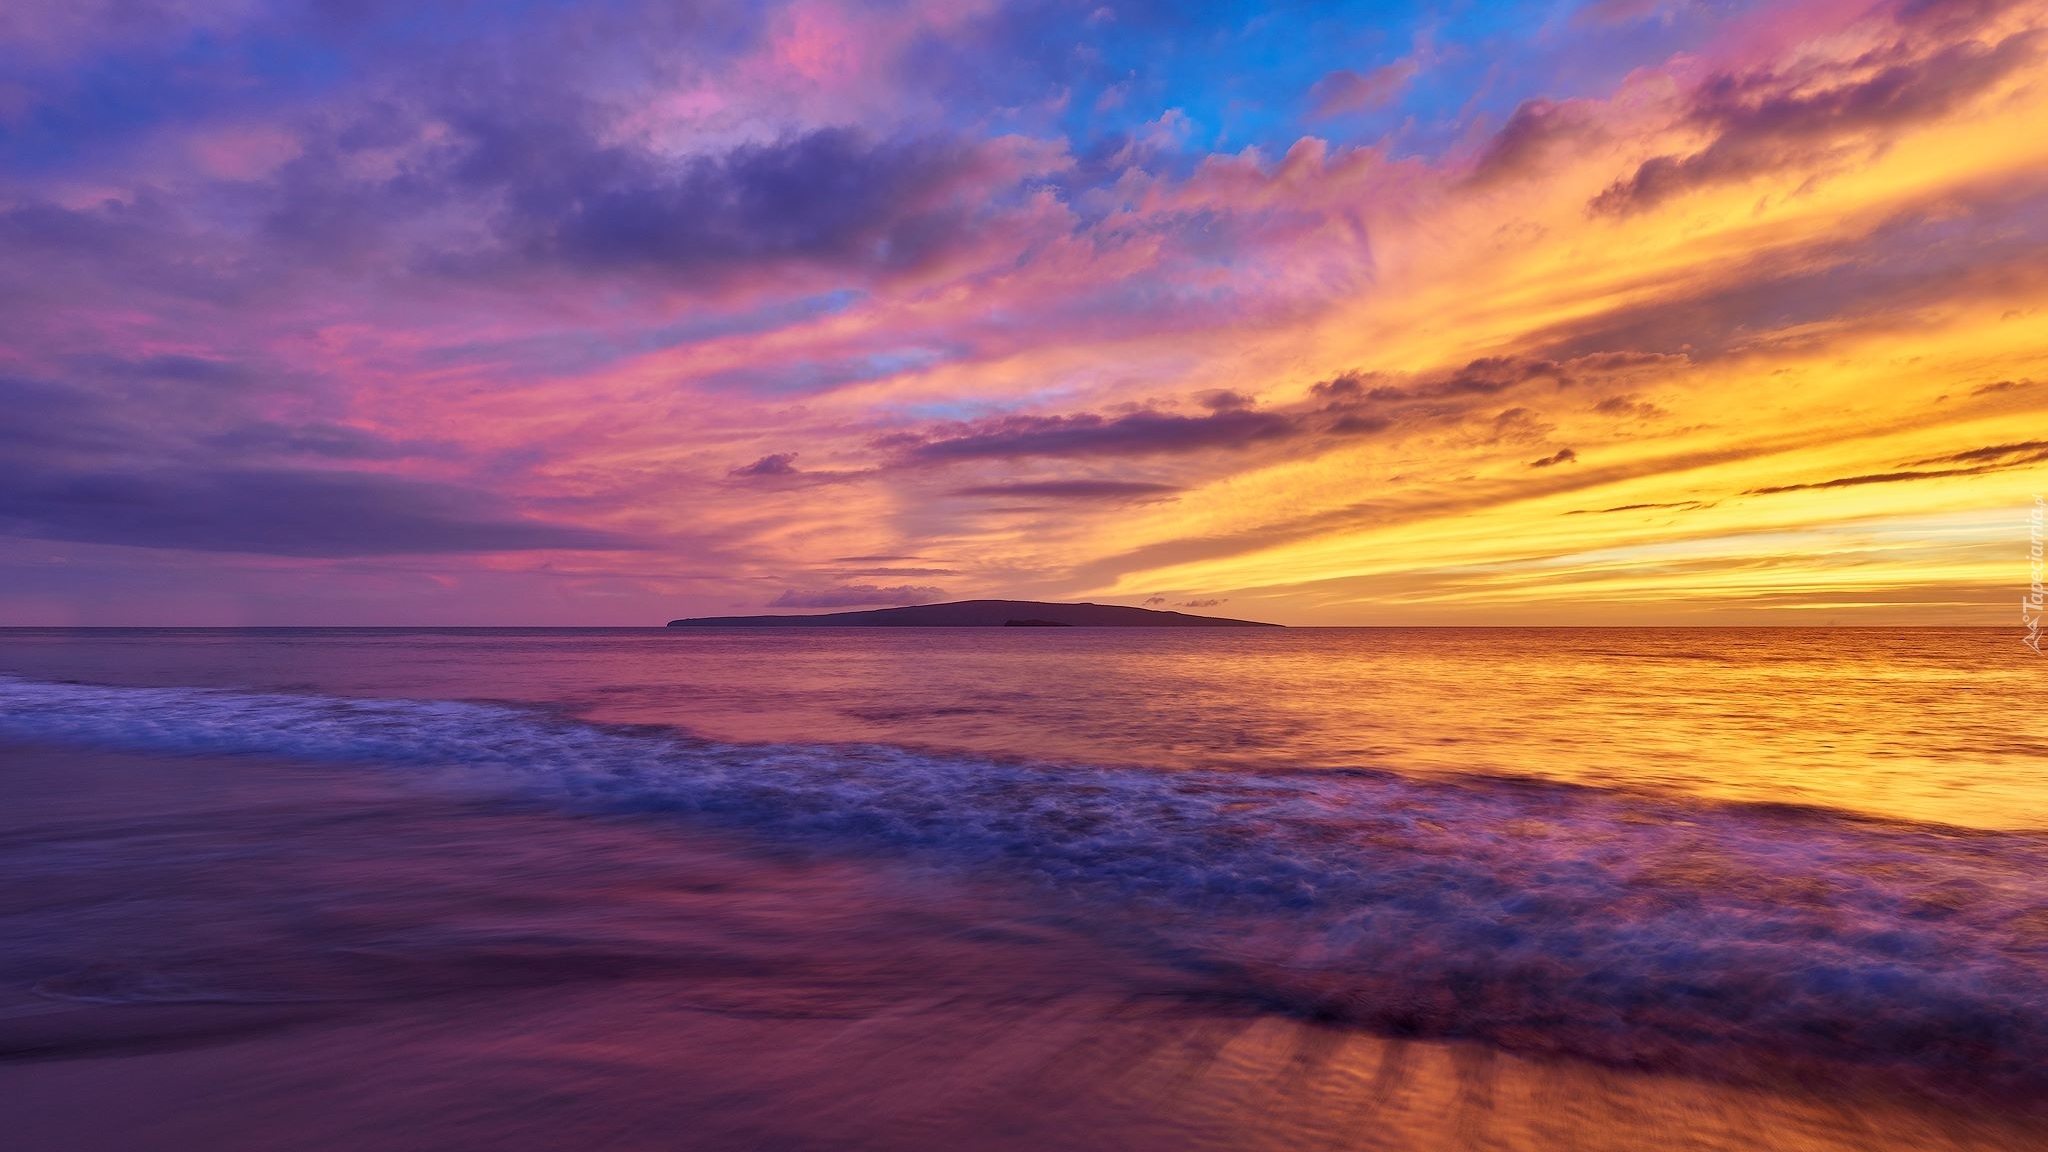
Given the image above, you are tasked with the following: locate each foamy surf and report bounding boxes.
[3,674,2044,1099]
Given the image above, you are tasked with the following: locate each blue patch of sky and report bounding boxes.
[918,0,1743,183]
[929,2,1546,150]
[0,21,366,171]
[888,398,1026,423]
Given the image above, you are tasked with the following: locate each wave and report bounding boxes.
[3,675,2045,1098]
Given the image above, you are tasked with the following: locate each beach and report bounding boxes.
[5,741,2041,1152]
[1,628,2045,1149]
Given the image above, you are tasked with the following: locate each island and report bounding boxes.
[666,599,1280,627]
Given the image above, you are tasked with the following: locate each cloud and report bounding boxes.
[949,479,1182,500]
[27,26,1062,304]
[1593,29,2041,214]
[768,583,945,608]
[1735,441,2048,499]
[73,354,254,387]
[1195,389,1255,411]
[730,452,801,477]
[1572,0,1682,26]
[1742,463,2025,495]
[1592,393,1666,419]
[1971,379,2033,396]
[1529,448,1579,467]
[204,422,455,462]
[1178,597,1226,608]
[1905,440,2048,467]
[496,126,1046,285]
[1307,60,1419,117]
[882,353,1680,475]
[691,349,950,396]
[1566,501,1708,515]
[2,0,2042,627]
[1314,356,1578,407]
[1466,99,1598,186]
[1534,179,2048,360]
[726,452,874,486]
[1307,358,1638,441]
[892,407,1298,462]
[1491,407,1557,445]
[0,467,639,557]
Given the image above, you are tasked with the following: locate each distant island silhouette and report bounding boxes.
[666,599,1279,628]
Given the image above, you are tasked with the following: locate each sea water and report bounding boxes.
[0,627,2042,1150]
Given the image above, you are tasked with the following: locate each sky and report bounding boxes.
[1,0,2043,625]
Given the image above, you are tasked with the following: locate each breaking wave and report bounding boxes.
[3,675,2044,1097]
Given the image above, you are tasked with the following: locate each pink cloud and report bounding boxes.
[188,124,302,181]
[1307,60,1420,117]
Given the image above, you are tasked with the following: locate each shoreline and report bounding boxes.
[2,741,2041,1151]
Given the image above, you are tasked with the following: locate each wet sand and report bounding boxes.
[1,743,2041,1151]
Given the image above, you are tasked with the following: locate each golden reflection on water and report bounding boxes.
[1,627,2040,829]
[570,628,2044,831]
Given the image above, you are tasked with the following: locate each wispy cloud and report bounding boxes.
[1,0,2043,622]
[768,584,945,608]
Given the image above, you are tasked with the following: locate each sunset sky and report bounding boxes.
[2,0,2043,625]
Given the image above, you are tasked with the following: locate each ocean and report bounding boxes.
[1,627,2043,1150]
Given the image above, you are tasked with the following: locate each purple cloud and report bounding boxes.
[1594,27,2040,214]
[507,128,1022,283]
[730,452,801,478]
[895,407,1298,462]
[950,480,1182,500]
[1466,99,1598,187]
[1307,60,1418,117]
[1592,393,1666,419]
[768,584,946,608]
[0,466,638,557]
